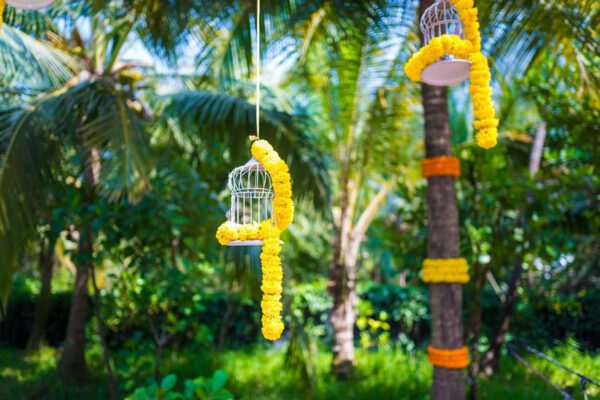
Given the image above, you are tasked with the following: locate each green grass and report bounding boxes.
[218,347,431,400]
[1,342,598,399]
[0,346,108,399]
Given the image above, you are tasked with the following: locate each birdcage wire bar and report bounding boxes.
[419,0,471,86]
[225,157,275,246]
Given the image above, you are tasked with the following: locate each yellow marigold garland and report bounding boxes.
[0,0,5,29]
[422,258,470,283]
[421,156,461,178]
[404,0,498,149]
[215,139,294,341]
[428,346,470,369]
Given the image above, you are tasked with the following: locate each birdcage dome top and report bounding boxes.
[227,158,274,198]
[420,0,464,45]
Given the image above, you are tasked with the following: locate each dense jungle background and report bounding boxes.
[0,0,598,399]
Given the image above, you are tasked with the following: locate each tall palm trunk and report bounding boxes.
[420,1,465,395]
[26,234,56,351]
[58,147,100,380]
[328,175,391,378]
[423,84,465,400]
[328,177,357,379]
[329,250,358,378]
[58,227,92,380]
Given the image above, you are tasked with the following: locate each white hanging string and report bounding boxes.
[255,0,261,138]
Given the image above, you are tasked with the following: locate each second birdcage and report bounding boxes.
[419,0,470,86]
[225,157,274,246]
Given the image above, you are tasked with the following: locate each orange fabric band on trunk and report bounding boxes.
[421,156,460,178]
[427,346,470,369]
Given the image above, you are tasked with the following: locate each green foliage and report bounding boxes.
[0,1,598,398]
[126,371,233,400]
[4,344,598,400]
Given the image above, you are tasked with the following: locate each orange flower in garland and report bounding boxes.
[404,0,498,149]
[428,346,470,369]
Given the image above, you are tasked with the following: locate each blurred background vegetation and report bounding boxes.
[0,0,598,399]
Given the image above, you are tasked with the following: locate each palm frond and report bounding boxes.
[0,25,77,97]
[1,5,60,38]
[0,105,60,309]
[193,0,402,86]
[154,90,330,208]
[294,0,416,157]
[47,80,153,201]
[0,79,153,307]
[480,0,599,92]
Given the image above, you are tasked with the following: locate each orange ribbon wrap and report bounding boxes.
[427,346,470,369]
[421,156,460,178]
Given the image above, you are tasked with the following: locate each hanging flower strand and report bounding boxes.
[215,139,294,341]
[404,0,498,148]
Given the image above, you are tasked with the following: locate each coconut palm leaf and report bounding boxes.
[0,25,77,98]
[479,0,599,93]
[1,5,59,38]
[294,0,415,158]
[0,79,152,308]
[194,0,397,87]
[154,90,330,208]
[0,104,61,310]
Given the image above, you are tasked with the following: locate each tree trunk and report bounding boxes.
[90,262,119,400]
[58,228,91,381]
[528,122,546,177]
[328,257,357,379]
[419,0,465,392]
[328,173,357,379]
[479,255,522,375]
[26,235,56,351]
[58,146,100,381]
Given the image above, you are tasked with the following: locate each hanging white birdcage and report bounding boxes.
[225,157,274,246]
[419,0,470,86]
[6,0,54,9]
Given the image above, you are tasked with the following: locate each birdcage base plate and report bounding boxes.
[225,240,264,247]
[7,0,54,9]
[421,59,471,86]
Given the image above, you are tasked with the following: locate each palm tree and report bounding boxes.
[415,0,465,397]
[411,0,599,397]
[288,1,418,378]
[0,0,330,384]
[184,0,417,378]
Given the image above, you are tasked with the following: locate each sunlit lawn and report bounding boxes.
[1,343,597,399]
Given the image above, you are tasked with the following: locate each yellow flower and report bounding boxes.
[262,317,284,341]
[261,300,283,317]
[263,237,282,255]
[216,221,239,245]
[261,281,283,295]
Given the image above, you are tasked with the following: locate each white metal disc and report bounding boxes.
[6,0,55,10]
[225,240,263,247]
[421,59,471,87]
